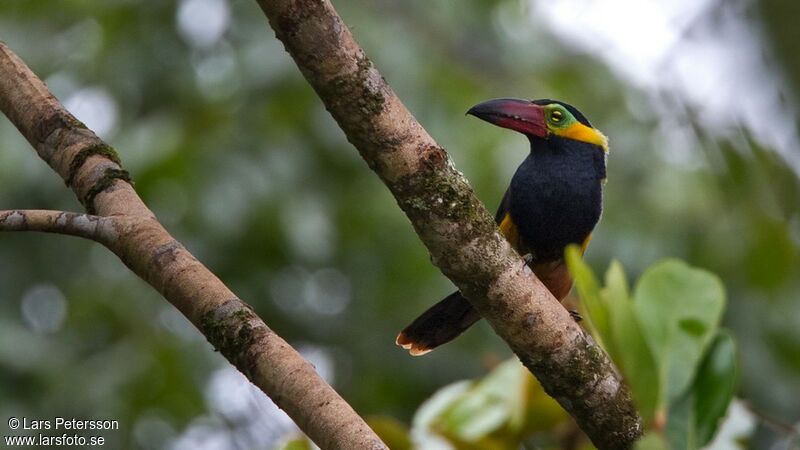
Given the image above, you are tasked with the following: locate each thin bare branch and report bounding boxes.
[254,1,642,448]
[0,209,118,243]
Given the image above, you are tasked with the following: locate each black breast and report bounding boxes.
[508,136,606,261]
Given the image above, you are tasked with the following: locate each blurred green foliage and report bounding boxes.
[0,0,798,449]
[403,359,568,450]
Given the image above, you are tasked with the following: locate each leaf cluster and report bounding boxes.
[565,249,737,449]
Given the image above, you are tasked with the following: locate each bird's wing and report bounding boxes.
[494,187,512,224]
[495,187,523,252]
[494,186,593,301]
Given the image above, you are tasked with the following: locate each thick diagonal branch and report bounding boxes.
[255,1,642,448]
[0,42,386,450]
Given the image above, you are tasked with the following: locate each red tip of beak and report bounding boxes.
[467,98,547,138]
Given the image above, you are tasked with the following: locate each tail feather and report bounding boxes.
[396,291,481,356]
[397,258,574,356]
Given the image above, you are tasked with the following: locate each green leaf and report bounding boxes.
[435,359,528,441]
[665,387,697,450]
[565,245,610,348]
[413,380,472,431]
[412,380,473,449]
[412,359,567,449]
[661,333,737,450]
[633,260,726,406]
[603,260,660,423]
[693,330,738,446]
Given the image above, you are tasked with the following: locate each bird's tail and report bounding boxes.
[396,291,481,356]
[396,259,574,356]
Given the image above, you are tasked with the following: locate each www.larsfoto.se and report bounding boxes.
[4,433,106,447]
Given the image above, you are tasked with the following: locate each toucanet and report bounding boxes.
[397,98,608,356]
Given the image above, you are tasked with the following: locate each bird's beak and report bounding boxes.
[467,98,548,138]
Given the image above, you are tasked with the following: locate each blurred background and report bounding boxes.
[0,0,798,448]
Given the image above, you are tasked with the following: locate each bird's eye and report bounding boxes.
[550,110,564,124]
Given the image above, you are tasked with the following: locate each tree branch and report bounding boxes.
[0,210,118,242]
[255,1,642,448]
[0,41,387,450]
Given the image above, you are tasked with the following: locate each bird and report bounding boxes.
[397,98,608,356]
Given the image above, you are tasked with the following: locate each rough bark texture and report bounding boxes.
[0,42,387,450]
[255,1,643,448]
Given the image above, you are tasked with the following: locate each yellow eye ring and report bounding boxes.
[550,110,564,124]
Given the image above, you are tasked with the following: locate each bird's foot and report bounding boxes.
[569,310,583,322]
[521,253,534,264]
